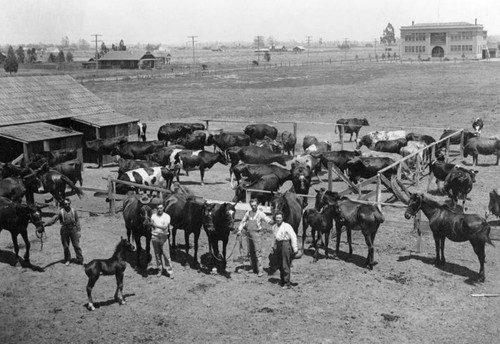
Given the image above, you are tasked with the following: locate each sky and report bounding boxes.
[1,0,499,46]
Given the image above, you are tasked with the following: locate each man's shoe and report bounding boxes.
[64,261,70,266]
[257,271,264,277]
[156,269,163,277]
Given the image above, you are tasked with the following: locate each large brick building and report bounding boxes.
[400,19,488,60]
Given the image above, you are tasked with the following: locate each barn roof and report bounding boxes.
[0,122,82,144]
[71,112,138,128]
[99,50,155,61]
[0,74,136,127]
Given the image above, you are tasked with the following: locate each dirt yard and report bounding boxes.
[1,61,500,344]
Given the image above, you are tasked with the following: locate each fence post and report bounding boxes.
[414,211,422,253]
[376,174,382,212]
[293,122,297,141]
[245,190,251,204]
[459,130,464,159]
[340,124,344,150]
[205,120,210,130]
[108,176,116,215]
[415,155,420,187]
[328,162,333,191]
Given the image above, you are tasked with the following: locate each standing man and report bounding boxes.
[151,204,174,278]
[236,198,274,277]
[272,211,299,289]
[45,198,83,266]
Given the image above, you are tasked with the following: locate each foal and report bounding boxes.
[84,238,134,311]
[302,204,339,262]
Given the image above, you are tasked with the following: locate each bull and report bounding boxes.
[244,124,278,142]
[335,118,369,142]
[463,137,500,166]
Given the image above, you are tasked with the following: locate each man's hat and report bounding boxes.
[138,194,151,204]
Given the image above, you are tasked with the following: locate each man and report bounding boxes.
[236,198,273,277]
[272,211,299,289]
[151,204,174,278]
[45,198,83,266]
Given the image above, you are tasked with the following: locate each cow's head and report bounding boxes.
[217,151,228,165]
[362,118,370,126]
[231,186,245,203]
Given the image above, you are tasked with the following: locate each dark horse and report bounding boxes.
[122,194,153,269]
[0,196,45,265]
[164,191,205,267]
[404,192,493,282]
[84,237,135,311]
[315,189,385,269]
[202,202,236,273]
[302,205,339,262]
[269,191,303,234]
[25,170,84,205]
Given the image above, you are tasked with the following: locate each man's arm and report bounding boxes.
[44,213,60,227]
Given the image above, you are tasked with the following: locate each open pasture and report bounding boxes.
[1,61,500,344]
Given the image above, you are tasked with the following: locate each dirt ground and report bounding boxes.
[1,61,500,344]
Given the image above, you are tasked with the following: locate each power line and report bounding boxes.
[188,36,198,65]
[91,34,102,72]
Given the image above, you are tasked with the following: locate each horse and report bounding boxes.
[315,189,385,269]
[302,205,339,262]
[122,194,153,270]
[404,192,493,282]
[202,202,236,273]
[25,170,84,205]
[0,196,45,265]
[269,191,303,234]
[84,238,135,311]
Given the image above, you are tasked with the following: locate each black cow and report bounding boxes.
[174,150,228,185]
[176,132,206,150]
[443,166,478,207]
[117,158,160,178]
[303,135,331,154]
[231,174,281,205]
[463,137,500,166]
[211,132,250,152]
[280,131,297,156]
[145,145,185,167]
[226,146,291,177]
[85,136,128,168]
[137,122,147,142]
[291,163,312,205]
[157,123,205,143]
[313,150,358,173]
[472,117,484,135]
[335,118,369,141]
[244,124,278,142]
[111,141,165,160]
[488,189,500,218]
[52,159,83,186]
[346,157,396,184]
[428,158,477,190]
[406,133,436,146]
[373,138,407,153]
[230,163,291,187]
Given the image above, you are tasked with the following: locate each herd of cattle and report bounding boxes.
[1,117,500,282]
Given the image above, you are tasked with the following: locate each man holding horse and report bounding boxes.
[45,198,84,266]
[151,204,174,278]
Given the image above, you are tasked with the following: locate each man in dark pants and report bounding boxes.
[45,198,84,266]
[271,211,299,289]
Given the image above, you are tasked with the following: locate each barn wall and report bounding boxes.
[0,137,23,162]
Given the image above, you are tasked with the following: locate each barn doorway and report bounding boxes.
[432,46,444,58]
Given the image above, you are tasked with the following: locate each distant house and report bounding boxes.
[292,46,306,53]
[270,45,288,52]
[98,50,156,69]
[254,48,270,53]
[153,50,172,64]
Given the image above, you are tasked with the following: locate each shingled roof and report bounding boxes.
[99,50,155,61]
[0,74,136,127]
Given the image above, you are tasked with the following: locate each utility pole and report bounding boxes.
[305,35,312,60]
[188,36,197,65]
[343,38,349,60]
[255,36,263,63]
[91,34,102,72]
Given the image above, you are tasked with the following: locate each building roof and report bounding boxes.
[99,50,155,61]
[0,122,82,144]
[71,112,138,128]
[0,74,136,127]
[401,21,483,30]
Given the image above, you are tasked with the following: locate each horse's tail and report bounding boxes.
[60,174,84,199]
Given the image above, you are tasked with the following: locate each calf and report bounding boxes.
[112,141,165,160]
[85,136,128,168]
[303,135,331,154]
[116,158,160,178]
[231,163,291,187]
[428,158,478,190]
[280,131,297,156]
[443,166,478,208]
[212,132,250,152]
[116,166,174,194]
[463,137,500,166]
[176,132,206,150]
[244,124,278,142]
[346,157,397,184]
[253,136,282,153]
[314,150,357,173]
[356,130,407,150]
[406,133,436,146]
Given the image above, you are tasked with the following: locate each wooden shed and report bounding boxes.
[98,50,156,69]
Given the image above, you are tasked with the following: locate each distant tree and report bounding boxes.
[111,44,117,51]
[145,43,160,51]
[16,46,25,64]
[100,42,109,55]
[66,51,74,62]
[4,46,18,74]
[27,48,37,63]
[77,39,91,50]
[318,38,323,46]
[61,36,70,48]
[56,50,65,62]
[380,23,396,46]
[266,36,275,47]
[47,53,57,63]
[118,39,126,51]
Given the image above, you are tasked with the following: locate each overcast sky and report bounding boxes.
[1,0,499,46]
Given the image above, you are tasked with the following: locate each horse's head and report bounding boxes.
[117,237,135,254]
[404,193,422,219]
[270,192,285,216]
[22,203,45,234]
[222,202,236,232]
[314,188,340,211]
[202,203,216,233]
[139,205,153,229]
[217,151,228,165]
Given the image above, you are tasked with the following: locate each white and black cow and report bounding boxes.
[137,122,147,142]
[172,150,228,185]
[116,166,174,194]
[356,130,407,150]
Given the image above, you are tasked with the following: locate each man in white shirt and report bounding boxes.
[272,211,299,289]
[151,204,174,278]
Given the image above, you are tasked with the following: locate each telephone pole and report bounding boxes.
[188,36,197,65]
[305,36,312,60]
[374,38,378,56]
[255,36,264,63]
[343,38,349,60]
[91,34,102,72]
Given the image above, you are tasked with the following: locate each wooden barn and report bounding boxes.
[0,75,138,165]
[98,50,156,69]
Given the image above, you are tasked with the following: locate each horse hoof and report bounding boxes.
[87,304,95,311]
[120,300,126,305]
[211,267,217,274]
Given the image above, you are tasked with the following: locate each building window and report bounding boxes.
[430,32,446,44]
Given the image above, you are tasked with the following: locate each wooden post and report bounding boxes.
[293,122,297,141]
[205,120,210,130]
[245,189,251,204]
[43,140,50,151]
[459,130,464,159]
[445,138,450,162]
[22,143,30,166]
[339,124,344,150]
[415,155,420,187]
[328,162,333,191]
[108,176,116,215]
[414,211,422,253]
[376,174,382,212]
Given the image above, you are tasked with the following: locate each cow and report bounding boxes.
[176,132,207,150]
[294,154,322,182]
[51,159,83,186]
[346,156,397,184]
[463,137,500,166]
[400,141,427,173]
[253,136,282,153]
[111,141,165,160]
[157,124,191,143]
[406,132,436,146]
[356,130,407,150]
[231,174,281,205]
[211,132,250,152]
[244,124,278,142]
[85,136,128,168]
[303,135,331,154]
[335,118,369,142]
[373,138,407,153]
[226,146,291,177]
[291,163,312,206]
[313,150,358,173]
[116,166,174,195]
[145,145,185,167]
[192,129,223,147]
[428,158,478,191]
[443,166,478,208]
[116,158,160,178]
[488,189,500,218]
[230,163,291,187]
[472,117,484,135]
[137,121,147,142]
[438,129,477,149]
[280,131,297,156]
[173,150,228,185]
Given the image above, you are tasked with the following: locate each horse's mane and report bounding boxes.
[112,240,126,258]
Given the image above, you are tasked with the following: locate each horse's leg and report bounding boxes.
[200,167,205,186]
[324,229,330,260]
[171,227,177,251]
[470,239,486,282]
[135,236,143,269]
[86,275,99,311]
[145,235,152,265]
[20,229,31,266]
[10,232,21,265]
[301,218,308,251]
[193,230,200,268]
[432,233,441,265]
[115,272,126,305]
[440,237,446,265]
[211,240,220,273]
[347,228,353,257]
[363,232,374,270]
[183,230,190,266]
[335,224,341,259]
[222,239,228,272]
[312,227,319,263]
